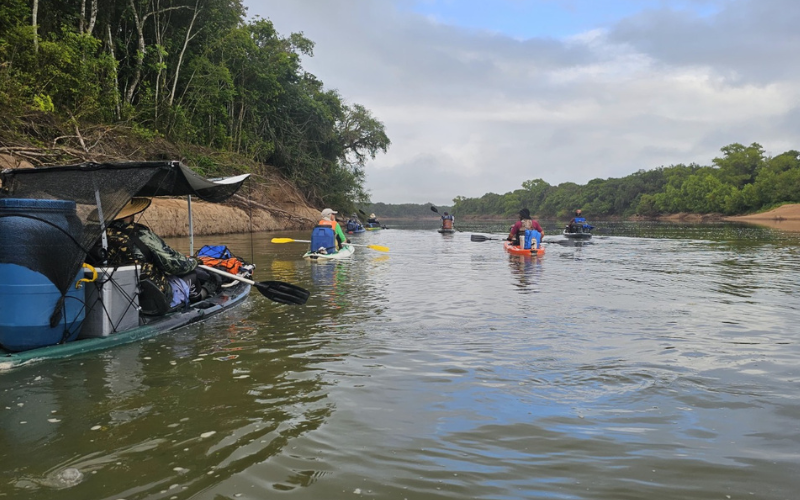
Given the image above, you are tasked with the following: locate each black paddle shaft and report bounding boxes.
[470,234,503,242]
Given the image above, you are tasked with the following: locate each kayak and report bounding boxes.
[1,278,250,370]
[503,241,545,257]
[365,226,382,231]
[303,244,355,260]
[438,228,456,234]
[347,228,366,234]
[563,230,592,240]
[0,161,260,369]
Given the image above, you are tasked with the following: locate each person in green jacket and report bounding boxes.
[317,208,350,251]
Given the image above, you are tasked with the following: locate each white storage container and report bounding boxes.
[79,265,140,338]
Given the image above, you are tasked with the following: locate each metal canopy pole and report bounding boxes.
[93,181,108,264]
[187,195,194,256]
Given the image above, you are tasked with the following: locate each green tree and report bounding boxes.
[712,142,765,189]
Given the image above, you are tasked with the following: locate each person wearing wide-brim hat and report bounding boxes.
[367,212,381,226]
[103,197,212,313]
[114,197,152,221]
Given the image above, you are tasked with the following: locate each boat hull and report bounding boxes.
[0,280,250,370]
[303,244,355,260]
[503,241,545,257]
[438,228,456,234]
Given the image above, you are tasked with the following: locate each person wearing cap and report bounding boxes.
[346,213,363,233]
[568,209,585,233]
[104,197,214,312]
[317,208,349,251]
[507,208,544,249]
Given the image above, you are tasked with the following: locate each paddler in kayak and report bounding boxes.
[367,213,382,228]
[507,208,544,250]
[440,211,455,230]
[567,209,584,233]
[310,208,350,254]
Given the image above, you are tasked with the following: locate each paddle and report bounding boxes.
[471,234,545,257]
[471,233,545,249]
[430,205,439,214]
[271,237,389,253]
[198,264,310,305]
[470,234,503,242]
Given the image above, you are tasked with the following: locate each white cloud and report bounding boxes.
[245,0,800,204]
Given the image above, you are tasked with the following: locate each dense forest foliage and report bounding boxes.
[452,143,800,218]
[364,202,452,219]
[0,0,389,209]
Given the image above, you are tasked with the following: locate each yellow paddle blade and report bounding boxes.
[271,238,296,243]
[367,244,389,252]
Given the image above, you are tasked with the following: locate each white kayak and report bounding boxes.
[302,244,355,260]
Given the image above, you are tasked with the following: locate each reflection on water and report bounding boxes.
[2,223,800,499]
[507,254,543,293]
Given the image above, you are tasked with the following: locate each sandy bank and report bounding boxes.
[137,198,318,238]
[723,204,800,232]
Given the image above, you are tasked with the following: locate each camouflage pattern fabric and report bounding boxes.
[106,221,198,299]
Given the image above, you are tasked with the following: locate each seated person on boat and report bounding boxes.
[310,208,350,254]
[508,208,544,249]
[346,214,364,232]
[367,213,381,227]
[101,197,219,314]
[566,209,590,233]
[441,212,454,230]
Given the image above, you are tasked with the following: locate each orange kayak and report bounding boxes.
[503,241,545,257]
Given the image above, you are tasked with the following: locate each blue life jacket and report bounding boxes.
[523,229,541,249]
[346,221,357,232]
[310,226,337,254]
[573,217,586,223]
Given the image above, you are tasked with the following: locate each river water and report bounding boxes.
[2,220,800,500]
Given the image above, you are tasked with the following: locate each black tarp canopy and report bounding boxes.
[0,161,249,296]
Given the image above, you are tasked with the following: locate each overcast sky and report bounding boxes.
[243,0,800,205]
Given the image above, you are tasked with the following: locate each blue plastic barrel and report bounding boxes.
[0,198,86,352]
[0,264,85,351]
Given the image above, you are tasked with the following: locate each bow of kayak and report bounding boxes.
[303,244,356,260]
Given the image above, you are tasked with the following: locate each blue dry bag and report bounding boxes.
[196,245,233,259]
[310,226,337,254]
[523,229,541,250]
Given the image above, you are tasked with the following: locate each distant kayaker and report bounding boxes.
[568,209,584,233]
[346,213,363,232]
[507,208,544,249]
[441,211,455,230]
[367,213,381,227]
[311,208,350,253]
